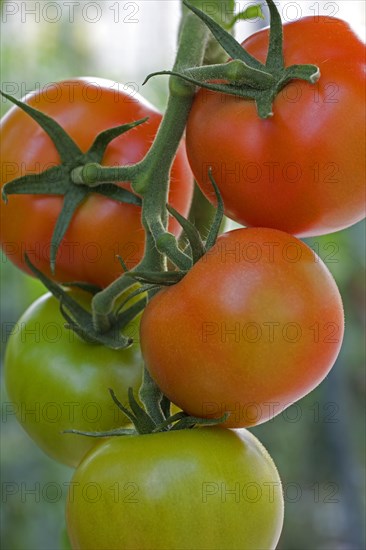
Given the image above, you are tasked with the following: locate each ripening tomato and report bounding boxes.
[4,291,143,468]
[140,228,344,428]
[0,77,193,287]
[186,17,366,237]
[66,428,284,550]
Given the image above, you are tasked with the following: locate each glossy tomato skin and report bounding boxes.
[186,17,366,237]
[0,78,193,287]
[140,228,344,428]
[66,428,284,550]
[4,292,143,468]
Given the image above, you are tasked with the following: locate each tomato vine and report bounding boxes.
[1,1,365,548]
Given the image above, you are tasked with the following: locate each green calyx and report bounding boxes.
[145,0,320,119]
[23,253,147,349]
[1,90,145,275]
[65,367,230,438]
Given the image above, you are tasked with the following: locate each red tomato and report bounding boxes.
[186,17,366,237]
[0,77,193,287]
[140,228,344,428]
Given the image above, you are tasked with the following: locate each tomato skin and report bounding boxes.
[140,228,344,428]
[186,17,366,237]
[4,292,143,468]
[0,77,193,287]
[66,428,284,550]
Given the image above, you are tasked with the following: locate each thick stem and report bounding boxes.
[138,7,212,243]
[90,2,237,422]
[92,2,213,323]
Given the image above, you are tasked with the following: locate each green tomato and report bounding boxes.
[66,428,284,550]
[4,292,143,468]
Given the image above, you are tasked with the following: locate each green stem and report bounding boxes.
[92,1,213,323]
[71,163,140,186]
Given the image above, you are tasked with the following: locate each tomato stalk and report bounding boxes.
[90,1,234,328]
[87,1,237,416]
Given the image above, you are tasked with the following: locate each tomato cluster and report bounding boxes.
[2,6,364,550]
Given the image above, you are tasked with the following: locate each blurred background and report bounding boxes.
[1,1,365,549]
